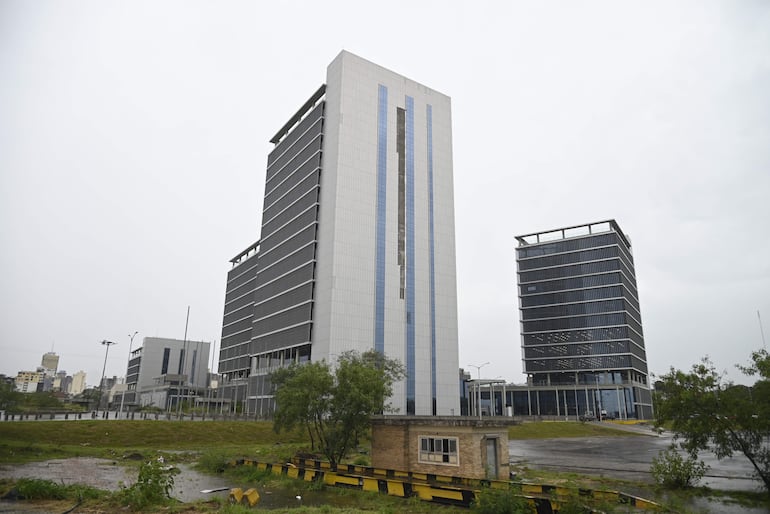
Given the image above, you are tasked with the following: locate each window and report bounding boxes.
[418,436,458,465]
[161,348,170,374]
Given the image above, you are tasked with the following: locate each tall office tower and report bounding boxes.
[220,51,460,416]
[41,352,59,374]
[515,220,652,419]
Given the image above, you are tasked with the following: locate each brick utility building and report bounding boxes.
[514,220,653,419]
[371,416,515,480]
[219,51,460,417]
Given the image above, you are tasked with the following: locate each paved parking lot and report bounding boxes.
[509,428,762,491]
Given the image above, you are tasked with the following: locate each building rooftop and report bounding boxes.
[515,219,630,249]
[270,84,326,145]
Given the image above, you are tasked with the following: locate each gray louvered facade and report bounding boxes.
[515,220,653,419]
[219,88,324,414]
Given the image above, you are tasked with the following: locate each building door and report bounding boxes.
[485,438,498,479]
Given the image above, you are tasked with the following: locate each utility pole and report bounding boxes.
[178,306,190,416]
[98,340,117,412]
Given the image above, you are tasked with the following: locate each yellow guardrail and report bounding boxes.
[226,458,662,512]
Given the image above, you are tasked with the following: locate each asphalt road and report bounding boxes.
[508,428,763,491]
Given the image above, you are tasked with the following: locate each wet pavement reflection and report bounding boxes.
[509,430,762,491]
[510,430,767,514]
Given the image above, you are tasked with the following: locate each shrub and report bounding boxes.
[12,478,105,501]
[472,485,531,514]
[14,479,67,500]
[116,457,177,510]
[197,450,232,474]
[651,444,708,488]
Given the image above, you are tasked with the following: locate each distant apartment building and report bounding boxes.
[15,371,43,393]
[53,370,71,392]
[116,337,211,411]
[70,371,87,395]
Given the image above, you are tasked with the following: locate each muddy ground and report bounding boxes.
[0,457,232,503]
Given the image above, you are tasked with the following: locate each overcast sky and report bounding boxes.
[1,1,769,388]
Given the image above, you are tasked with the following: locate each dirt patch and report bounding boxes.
[0,458,232,504]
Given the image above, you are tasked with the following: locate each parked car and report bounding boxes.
[579,411,596,422]
[600,409,617,420]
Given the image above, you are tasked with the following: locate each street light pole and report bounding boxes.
[595,374,603,422]
[119,331,138,418]
[98,340,117,412]
[468,362,489,419]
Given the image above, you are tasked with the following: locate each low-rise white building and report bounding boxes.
[117,337,211,411]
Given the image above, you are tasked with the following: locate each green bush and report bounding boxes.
[13,478,105,501]
[197,449,232,473]
[14,478,67,500]
[116,457,177,510]
[472,485,531,514]
[651,444,708,488]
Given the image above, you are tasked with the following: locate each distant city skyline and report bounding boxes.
[2,2,769,388]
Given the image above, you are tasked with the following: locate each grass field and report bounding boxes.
[0,420,308,464]
[0,419,643,486]
[508,420,642,439]
[0,420,300,449]
[0,419,638,464]
[2,420,763,513]
[0,420,629,456]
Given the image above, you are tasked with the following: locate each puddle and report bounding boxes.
[0,458,133,491]
[0,458,353,508]
[172,463,231,503]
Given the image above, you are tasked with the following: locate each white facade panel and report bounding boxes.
[136,337,210,390]
[313,51,459,415]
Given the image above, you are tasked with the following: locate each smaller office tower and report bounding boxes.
[515,220,652,419]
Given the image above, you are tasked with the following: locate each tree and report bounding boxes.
[271,350,405,469]
[654,351,770,492]
[21,391,64,411]
[0,381,21,412]
[271,360,334,451]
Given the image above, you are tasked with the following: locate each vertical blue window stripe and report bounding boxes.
[374,85,388,354]
[427,104,437,415]
[405,95,416,414]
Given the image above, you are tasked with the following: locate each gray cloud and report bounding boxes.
[1,1,768,386]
